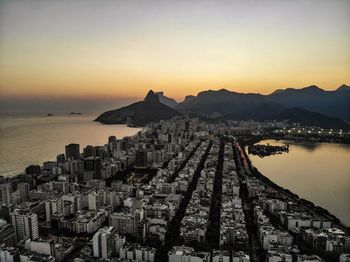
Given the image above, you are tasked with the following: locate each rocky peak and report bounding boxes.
[144,90,159,103]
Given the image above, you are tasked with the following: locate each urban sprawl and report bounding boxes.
[0,117,349,262]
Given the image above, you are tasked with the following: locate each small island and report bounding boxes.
[248,143,289,157]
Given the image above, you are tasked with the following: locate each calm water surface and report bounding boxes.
[249,139,350,226]
[0,115,141,177]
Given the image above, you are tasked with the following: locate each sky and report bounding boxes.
[0,0,349,114]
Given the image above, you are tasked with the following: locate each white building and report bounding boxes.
[93,226,116,259]
[168,246,209,262]
[212,250,230,262]
[10,209,39,241]
[266,251,292,262]
[45,198,63,221]
[26,238,55,257]
[120,243,156,262]
[88,192,100,210]
[339,254,350,262]
[115,234,126,256]
[0,246,19,262]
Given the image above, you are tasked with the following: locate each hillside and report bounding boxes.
[95,90,181,126]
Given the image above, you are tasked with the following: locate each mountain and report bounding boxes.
[336,84,350,92]
[156,92,178,108]
[176,85,350,122]
[225,104,349,130]
[182,95,196,104]
[274,108,349,129]
[176,88,266,116]
[95,90,181,126]
[268,85,350,121]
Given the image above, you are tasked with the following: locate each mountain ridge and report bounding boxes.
[176,85,350,121]
[95,85,350,129]
[156,92,178,108]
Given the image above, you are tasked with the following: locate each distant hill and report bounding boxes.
[225,104,350,130]
[176,88,266,116]
[336,84,350,92]
[268,85,350,121]
[156,92,178,108]
[95,90,181,126]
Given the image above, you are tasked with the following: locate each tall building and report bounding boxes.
[109,212,135,236]
[65,143,80,160]
[108,136,117,153]
[93,226,116,259]
[56,154,66,164]
[45,198,63,221]
[0,183,12,206]
[135,150,148,168]
[17,183,30,202]
[115,234,126,256]
[88,192,100,211]
[83,145,95,157]
[25,165,41,175]
[84,157,102,179]
[0,220,16,247]
[10,209,39,241]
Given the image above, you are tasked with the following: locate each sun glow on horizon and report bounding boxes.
[0,0,349,102]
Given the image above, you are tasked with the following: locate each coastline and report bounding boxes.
[0,115,142,177]
[241,139,350,229]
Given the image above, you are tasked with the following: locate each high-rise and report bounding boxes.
[10,209,39,241]
[65,143,80,160]
[93,226,116,259]
[83,157,102,179]
[0,183,12,206]
[135,150,148,168]
[17,183,30,202]
[83,145,95,157]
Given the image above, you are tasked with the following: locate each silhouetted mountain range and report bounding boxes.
[96,85,350,129]
[176,85,350,121]
[267,85,350,121]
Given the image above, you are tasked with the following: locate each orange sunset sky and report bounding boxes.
[0,0,350,102]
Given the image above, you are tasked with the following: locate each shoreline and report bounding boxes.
[241,140,350,230]
[0,117,142,178]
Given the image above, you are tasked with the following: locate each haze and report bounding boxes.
[0,0,349,114]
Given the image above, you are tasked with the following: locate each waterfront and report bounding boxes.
[0,115,142,177]
[249,139,350,226]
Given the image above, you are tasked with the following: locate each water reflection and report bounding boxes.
[251,139,350,226]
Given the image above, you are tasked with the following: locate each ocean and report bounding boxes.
[0,115,141,177]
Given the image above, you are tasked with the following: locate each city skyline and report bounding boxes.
[1,0,350,102]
